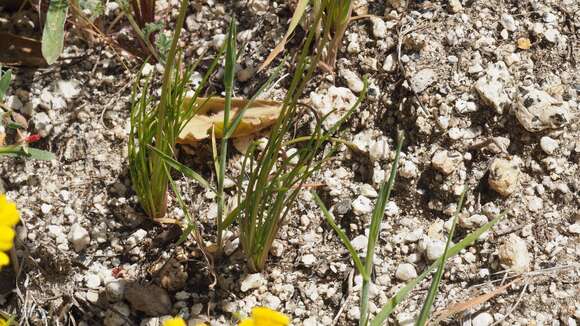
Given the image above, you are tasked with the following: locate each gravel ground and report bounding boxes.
[0,0,579,325]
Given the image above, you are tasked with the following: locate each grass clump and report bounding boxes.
[230,0,364,272]
[128,0,219,219]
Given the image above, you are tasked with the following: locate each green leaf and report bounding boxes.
[0,67,12,102]
[220,204,242,230]
[259,0,309,70]
[360,131,403,326]
[416,187,467,325]
[370,213,505,326]
[42,0,69,65]
[0,145,55,160]
[147,145,212,191]
[26,147,56,160]
[312,192,366,277]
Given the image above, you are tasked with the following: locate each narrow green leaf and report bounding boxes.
[220,204,242,230]
[360,131,403,326]
[0,67,12,102]
[416,187,467,325]
[25,147,56,160]
[223,63,283,139]
[42,0,69,65]
[147,145,212,190]
[216,19,237,252]
[312,192,366,277]
[222,19,236,134]
[0,146,55,160]
[370,213,505,326]
[175,223,195,246]
[259,0,309,70]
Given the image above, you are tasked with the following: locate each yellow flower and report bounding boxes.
[0,194,20,269]
[0,195,19,227]
[238,307,290,326]
[162,317,186,326]
[238,319,254,326]
[0,318,7,326]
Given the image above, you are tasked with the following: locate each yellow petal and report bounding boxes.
[0,195,20,227]
[238,319,254,326]
[162,317,186,326]
[251,307,290,325]
[0,226,15,251]
[0,251,9,268]
[0,242,13,251]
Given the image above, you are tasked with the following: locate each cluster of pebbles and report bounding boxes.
[0,0,578,325]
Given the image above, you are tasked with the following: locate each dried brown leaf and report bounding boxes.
[429,278,521,325]
[177,97,282,144]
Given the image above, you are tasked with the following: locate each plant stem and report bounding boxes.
[359,277,371,326]
[124,9,160,62]
[216,20,236,253]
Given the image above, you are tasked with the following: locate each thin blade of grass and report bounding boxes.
[223,19,236,133]
[216,19,237,252]
[370,213,505,326]
[0,67,12,101]
[175,223,195,247]
[223,63,283,140]
[147,144,212,190]
[312,192,365,276]
[360,131,403,326]
[220,204,242,230]
[259,0,309,71]
[416,187,467,325]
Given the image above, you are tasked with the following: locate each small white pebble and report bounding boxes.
[395,263,417,281]
[426,240,446,261]
[301,254,317,267]
[540,136,558,154]
[352,196,373,215]
[68,223,91,252]
[472,312,494,326]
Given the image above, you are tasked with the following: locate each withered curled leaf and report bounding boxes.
[177,97,281,144]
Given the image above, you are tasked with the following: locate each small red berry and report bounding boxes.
[25,134,41,143]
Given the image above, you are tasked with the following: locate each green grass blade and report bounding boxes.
[312,192,366,276]
[0,67,12,102]
[175,223,195,246]
[416,188,467,325]
[216,19,237,251]
[360,132,403,326]
[259,0,309,70]
[327,78,368,135]
[220,204,242,230]
[365,132,403,271]
[223,63,283,139]
[42,0,69,64]
[147,144,212,191]
[165,164,198,248]
[223,19,236,134]
[370,213,505,326]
